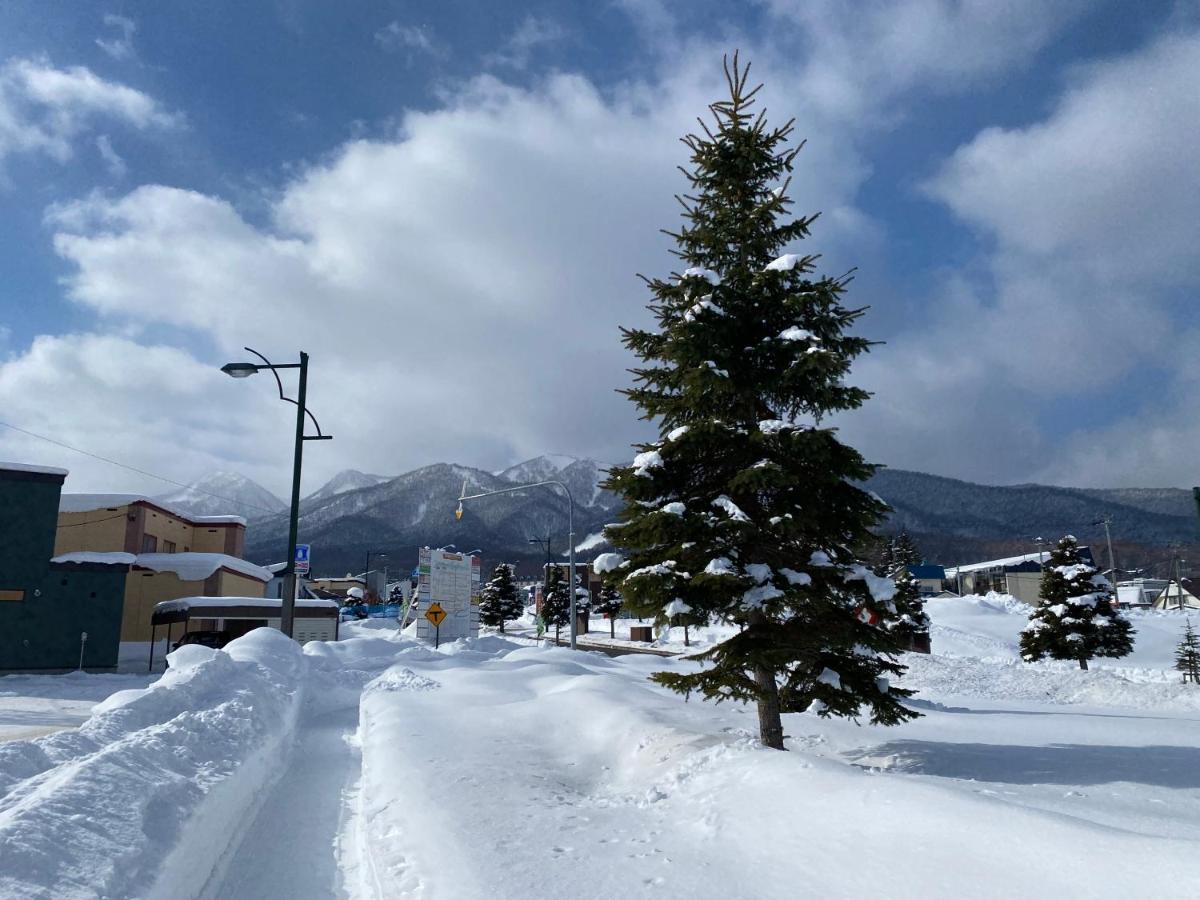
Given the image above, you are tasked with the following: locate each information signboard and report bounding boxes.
[414,547,481,644]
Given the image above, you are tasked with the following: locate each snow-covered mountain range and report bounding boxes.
[241,456,617,573]
[303,469,392,504]
[184,458,1200,578]
[156,471,288,521]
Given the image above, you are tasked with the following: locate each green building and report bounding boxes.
[0,463,128,669]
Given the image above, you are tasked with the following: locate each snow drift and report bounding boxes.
[0,629,306,900]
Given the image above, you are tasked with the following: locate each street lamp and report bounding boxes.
[220,346,331,638]
[457,478,578,649]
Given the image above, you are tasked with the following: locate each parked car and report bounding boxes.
[171,630,231,652]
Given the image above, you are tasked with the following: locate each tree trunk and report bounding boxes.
[1079,658,1088,671]
[684,623,690,647]
[610,618,615,639]
[753,662,786,750]
[499,620,505,634]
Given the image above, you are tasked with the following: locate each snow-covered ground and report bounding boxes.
[0,671,155,743]
[2,597,1200,898]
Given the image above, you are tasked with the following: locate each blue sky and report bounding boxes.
[1,0,1198,496]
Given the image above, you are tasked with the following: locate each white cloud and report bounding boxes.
[763,0,1088,120]
[926,33,1200,287]
[374,22,444,60]
[11,2,1169,496]
[28,58,880,493]
[0,57,179,169]
[0,334,284,495]
[485,16,567,70]
[841,29,1200,488]
[96,14,137,62]
[95,134,126,177]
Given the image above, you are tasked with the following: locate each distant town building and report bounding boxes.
[1153,579,1200,611]
[945,548,1095,605]
[1116,578,1169,609]
[907,564,947,596]
[53,493,270,644]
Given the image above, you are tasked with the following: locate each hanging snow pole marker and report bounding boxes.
[78,631,88,670]
[425,601,447,647]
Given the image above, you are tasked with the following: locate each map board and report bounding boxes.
[414,547,481,644]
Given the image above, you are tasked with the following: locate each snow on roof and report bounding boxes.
[58,493,247,526]
[50,551,136,567]
[945,551,1049,577]
[153,595,339,613]
[51,551,272,582]
[0,461,69,476]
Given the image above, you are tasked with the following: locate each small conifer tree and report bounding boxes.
[595,585,624,638]
[541,565,570,643]
[600,54,916,750]
[1020,534,1134,670]
[478,563,522,633]
[1175,619,1200,684]
[887,565,931,652]
[877,530,930,652]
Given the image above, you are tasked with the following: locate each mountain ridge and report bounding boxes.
[196,457,1199,578]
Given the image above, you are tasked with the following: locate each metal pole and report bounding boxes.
[567,491,577,651]
[1103,517,1117,587]
[282,352,308,639]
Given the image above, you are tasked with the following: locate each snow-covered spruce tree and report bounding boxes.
[598,54,916,750]
[890,529,920,568]
[877,530,929,652]
[885,565,931,652]
[541,565,570,643]
[478,563,522,633]
[1175,619,1200,684]
[1020,535,1134,670]
[595,585,623,638]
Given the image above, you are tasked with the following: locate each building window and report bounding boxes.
[163,540,176,554]
[0,589,24,602]
[141,534,158,553]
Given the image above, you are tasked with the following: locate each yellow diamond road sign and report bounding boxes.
[425,602,447,627]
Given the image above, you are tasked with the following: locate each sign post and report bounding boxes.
[294,544,311,576]
[425,602,447,648]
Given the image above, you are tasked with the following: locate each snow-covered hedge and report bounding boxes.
[0,629,306,900]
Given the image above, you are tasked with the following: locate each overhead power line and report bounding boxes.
[0,420,280,515]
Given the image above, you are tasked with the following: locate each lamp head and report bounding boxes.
[455,502,463,521]
[221,362,259,379]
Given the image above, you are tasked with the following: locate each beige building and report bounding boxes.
[56,494,246,557]
[53,494,269,642]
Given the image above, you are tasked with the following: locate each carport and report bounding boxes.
[149,596,341,669]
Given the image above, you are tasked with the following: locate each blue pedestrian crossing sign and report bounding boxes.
[295,544,311,575]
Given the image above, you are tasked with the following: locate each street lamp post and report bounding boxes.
[221,347,331,638]
[458,479,578,649]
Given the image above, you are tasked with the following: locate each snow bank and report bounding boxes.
[345,637,1200,899]
[0,628,306,900]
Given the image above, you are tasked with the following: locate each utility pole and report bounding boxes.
[1093,516,1117,587]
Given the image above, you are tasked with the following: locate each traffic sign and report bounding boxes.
[295,544,311,575]
[425,602,447,627]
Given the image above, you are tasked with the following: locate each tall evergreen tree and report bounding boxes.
[541,565,570,643]
[598,54,916,750]
[595,585,624,638]
[890,530,921,568]
[478,563,522,633]
[1175,619,1200,684]
[1020,535,1134,670]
